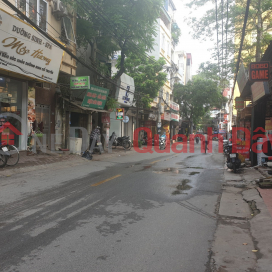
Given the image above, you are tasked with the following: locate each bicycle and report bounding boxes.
[0,143,19,167]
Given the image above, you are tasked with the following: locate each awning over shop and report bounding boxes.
[240,106,252,119]
[62,97,110,113]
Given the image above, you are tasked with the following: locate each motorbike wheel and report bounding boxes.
[122,141,130,150]
[113,141,117,149]
[233,164,237,173]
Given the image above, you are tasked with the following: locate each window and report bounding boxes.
[166,92,169,104]
[17,0,47,31]
[62,16,76,44]
[161,34,165,51]
[39,0,47,31]
[167,41,170,56]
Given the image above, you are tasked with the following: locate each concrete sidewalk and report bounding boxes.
[211,166,272,272]
[0,147,136,177]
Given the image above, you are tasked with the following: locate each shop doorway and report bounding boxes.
[35,104,50,148]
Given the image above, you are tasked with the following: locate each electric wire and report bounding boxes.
[215,0,220,77]
[229,0,251,104]
[0,0,172,115]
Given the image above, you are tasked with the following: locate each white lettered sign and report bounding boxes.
[0,9,63,83]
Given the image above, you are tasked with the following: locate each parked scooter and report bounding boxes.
[159,135,167,150]
[226,144,241,173]
[109,132,132,150]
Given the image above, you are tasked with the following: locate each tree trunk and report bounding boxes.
[256,0,262,61]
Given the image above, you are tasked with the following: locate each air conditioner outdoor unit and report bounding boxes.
[52,0,67,17]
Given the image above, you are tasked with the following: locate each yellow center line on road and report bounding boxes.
[91,174,122,187]
[150,160,160,164]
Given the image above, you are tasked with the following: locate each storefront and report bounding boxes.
[0,8,63,150]
[0,76,28,149]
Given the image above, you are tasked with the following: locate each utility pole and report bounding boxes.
[157,88,162,135]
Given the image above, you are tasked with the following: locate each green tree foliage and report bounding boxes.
[173,77,223,136]
[117,53,167,108]
[185,0,272,78]
[171,22,181,47]
[73,0,164,81]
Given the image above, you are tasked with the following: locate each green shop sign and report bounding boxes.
[81,84,109,110]
[70,76,90,89]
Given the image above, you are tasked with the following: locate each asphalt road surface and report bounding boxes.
[0,142,224,272]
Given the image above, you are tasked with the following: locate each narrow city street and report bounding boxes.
[0,143,224,272]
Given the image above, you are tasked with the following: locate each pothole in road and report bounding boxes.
[161,168,180,173]
[189,171,200,175]
[172,179,192,195]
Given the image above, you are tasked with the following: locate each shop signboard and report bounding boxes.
[161,112,171,121]
[81,84,109,109]
[237,62,248,94]
[0,9,63,83]
[116,73,135,106]
[170,101,179,112]
[251,81,269,103]
[170,113,179,122]
[249,61,270,81]
[219,129,226,134]
[116,108,124,120]
[70,76,90,90]
[224,114,228,121]
[101,113,110,123]
[235,97,245,109]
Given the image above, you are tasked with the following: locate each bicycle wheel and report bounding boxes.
[6,145,19,166]
[0,153,7,168]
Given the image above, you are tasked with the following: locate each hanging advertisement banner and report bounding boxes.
[170,101,179,112]
[81,84,109,109]
[237,62,248,94]
[0,9,63,83]
[161,112,171,121]
[116,108,124,120]
[27,87,35,124]
[235,97,245,109]
[70,76,90,90]
[101,113,110,123]
[170,113,179,122]
[116,73,135,106]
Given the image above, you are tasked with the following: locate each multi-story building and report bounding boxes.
[0,0,76,151]
[147,0,178,138]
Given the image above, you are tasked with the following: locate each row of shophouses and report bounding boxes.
[233,41,272,166]
[0,0,192,153]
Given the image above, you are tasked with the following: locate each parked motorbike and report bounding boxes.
[226,144,241,173]
[109,132,132,150]
[223,140,230,155]
[159,136,166,150]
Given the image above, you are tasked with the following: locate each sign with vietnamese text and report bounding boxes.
[70,76,90,89]
[116,108,124,120]
[170,101,179,112]
[161,112,171,121]
[101,113,110,123]
[0,9,63,83]
[235,97,244,109]
[251,81,269,103]
[249,61,270,82]
[170,113,179,122]
[81,85,109,109]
